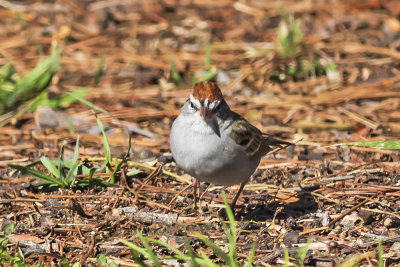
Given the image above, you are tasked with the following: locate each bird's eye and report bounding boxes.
[190,101,195,109]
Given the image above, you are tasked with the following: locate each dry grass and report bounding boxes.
[1,0,400,266]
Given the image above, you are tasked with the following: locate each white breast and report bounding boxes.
[170,113,260,186]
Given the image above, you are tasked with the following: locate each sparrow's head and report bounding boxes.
[189,81,224,121]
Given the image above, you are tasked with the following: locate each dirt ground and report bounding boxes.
[1,0,400,266]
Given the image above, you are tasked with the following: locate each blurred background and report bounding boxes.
[1,0,399,150]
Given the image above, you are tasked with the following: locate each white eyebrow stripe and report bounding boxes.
[189,94,202,109]
[208,99,221,110]
[190,94,221,110]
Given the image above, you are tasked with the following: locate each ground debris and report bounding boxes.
[0,0,400,266]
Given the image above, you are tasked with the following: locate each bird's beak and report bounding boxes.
[200,106,212,121]
[200,106,220,136]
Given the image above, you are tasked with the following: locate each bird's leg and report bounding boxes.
[192,178,198,207]
[231,181,247,210]
[192,179,201,210]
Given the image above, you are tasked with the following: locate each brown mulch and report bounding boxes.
[1,0,400,266]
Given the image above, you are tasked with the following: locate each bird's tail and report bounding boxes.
[262,134,293,153]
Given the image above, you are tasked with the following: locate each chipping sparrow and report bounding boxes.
[170,81,291,209]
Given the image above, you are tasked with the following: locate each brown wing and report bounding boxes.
[229,116,263,158]
[229,114,292,158]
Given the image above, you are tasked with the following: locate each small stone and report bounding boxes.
[283,231,300,247]
[390,242,400,257]
[361,68,371,81]
[309,257,333,267]
[112,209,120,217]
[316,212,330,226]
[359,210,374,225]
[340,212,362,231]
[133,150,155,161]
[383,217,400,228]
[328,241,338,248]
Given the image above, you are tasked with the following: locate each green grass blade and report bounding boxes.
[72,136,80,163]
[198,250,220,267]
[0,63,16,80]
[284,248,290,267]
[66,136,80,186]
[108,261,118,267]
[192,72,200,85]
[204,43,211,67]
[6,46,61,106]
[96,115,114,183]
[336,253,364,267]
[377,240,383,267]
[169,61,182,86]
[295,238,313,266]
[17,247,25,263]
[40,156,60,178]
[66,92,108,113]
[66,161,79,187]
[245,242,256,267]
[202,69,217,82]
[9,164,63,187]
[27,89,49,112]
[59,258,70,267]
[0,90,47,127]
[106,164,115,181]
[343,141,400,149]
[136,231,161,267]
[222,192,236,226]
[120,239,150,259]
[185,239,199,267]
[113,134,131,175]
[221,221,237,266]
[67,118,76,134]
[88,167,97,187]
[145,237,190,261]
[97,254,106,266]
[222,192,237,263]
[277,8,303,57]
[192,69,216,84]
[4,222,14,236]
[96,115,111,164]
[196,233,231,264]
[48,87,90,109]
[94,57,105,85]
[124,134,132,160]
[58,145,66,186]
[130,248,149,267]
[36,72,52,89]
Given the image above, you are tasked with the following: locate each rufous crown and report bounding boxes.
[192,81,224,102]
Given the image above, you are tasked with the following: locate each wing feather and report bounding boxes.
[229,114,292,158]
[229,117,263,157]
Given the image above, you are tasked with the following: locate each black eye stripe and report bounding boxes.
[212,101,222,112]
[189,101,198,110]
